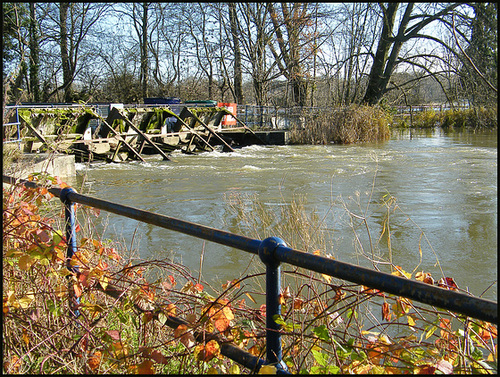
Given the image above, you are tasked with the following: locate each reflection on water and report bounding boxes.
[75,129,497,301]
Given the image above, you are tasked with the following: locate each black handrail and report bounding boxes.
[3,175,497,373]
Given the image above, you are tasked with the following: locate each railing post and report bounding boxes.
[258,237,289,373]
[60,187,80,317]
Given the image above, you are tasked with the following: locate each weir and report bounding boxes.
[3,102,289,163]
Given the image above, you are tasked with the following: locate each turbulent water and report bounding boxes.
[75,128,497,301]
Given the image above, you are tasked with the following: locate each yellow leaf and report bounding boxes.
[207,367,219,374]
[222,306,234,321]
[245,292,257,304]
[229,364,241,374]
[259,365,277,374]
[425,325,438,339]
[18,295,34,309]
[407,316,416,327]
[392,266,411,279]
[99,274,109,291]
[321,273,332,284]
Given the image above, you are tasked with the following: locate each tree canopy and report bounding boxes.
[3,2,497,107]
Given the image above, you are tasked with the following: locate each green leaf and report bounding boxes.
[273,314,286,326]
[351,350,367,362]
[313,325,331,342]
[328,365,341,374]
[311,349,328,367]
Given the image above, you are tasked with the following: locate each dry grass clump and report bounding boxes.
[289,105,392,145]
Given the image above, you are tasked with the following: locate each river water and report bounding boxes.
[75,128,497,301]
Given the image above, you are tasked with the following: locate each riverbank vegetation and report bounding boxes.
[289,105,392,144]
[3,174,497,374]
[393,106,498,130]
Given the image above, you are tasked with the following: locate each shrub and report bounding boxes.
[289,105,392,145]
[3,175,497,374]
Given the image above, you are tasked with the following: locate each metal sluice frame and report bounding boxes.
[3,175,497,374]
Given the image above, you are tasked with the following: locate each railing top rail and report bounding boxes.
[3,175,497,324]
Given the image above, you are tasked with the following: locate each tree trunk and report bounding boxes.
[59,2,73,102]
[228,3,243,104]
[362,3,399,105]
[29,3,41,102]
[141,2,149,100]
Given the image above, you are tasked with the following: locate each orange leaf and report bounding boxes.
[293,298,305,310]
[194,283,204,292]
[278,293,286,305]
[437,277,458,291]
[150,350,169,364]
[73,283,83,298]
[214,317,230,332]
[22,328,30,346]
[333,287,345,302]
[382,302,391,321]
[204,340,220,361]
[137,359,155,374]
[259,304,266,317]
[87,351,102,371]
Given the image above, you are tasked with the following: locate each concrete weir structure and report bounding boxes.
[4,102,290,164]
[4,152,76,184]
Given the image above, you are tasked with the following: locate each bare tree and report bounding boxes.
[228,2,244,103]
[361,3,461,105]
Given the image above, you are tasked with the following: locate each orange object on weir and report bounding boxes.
[217,103,237,126]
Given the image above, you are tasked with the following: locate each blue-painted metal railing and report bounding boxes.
[3,175,497,373]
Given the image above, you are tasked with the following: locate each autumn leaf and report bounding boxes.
[194,340,220,362]
[392,265,411,279]
[214,317,230,332]
[18,254,35,271]
[259,365,277,374]
[106,330,121,341]
[150,350,169,364]
[4,355,21,373]
[293,298,305,310]
[333,287,346,302]
[259,304,266,317]
[87,351,102,371]
[437,277,459,291]
[174,324,195,348]
[22,328,30,346]
[245,292,257,304]
[137,359,155,374]
[222,306,234,321]
[382,302,392,321]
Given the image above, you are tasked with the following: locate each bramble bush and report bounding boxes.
[3,174,497,374]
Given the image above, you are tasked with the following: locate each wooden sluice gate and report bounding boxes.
[7,103,275,163]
